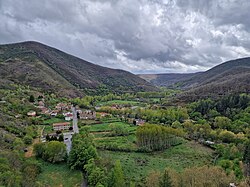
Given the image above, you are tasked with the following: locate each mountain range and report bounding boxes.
[140,57,250,101]
[1,41,249,100]
[0,41,157,97]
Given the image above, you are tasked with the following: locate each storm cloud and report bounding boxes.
[1,0,250,73]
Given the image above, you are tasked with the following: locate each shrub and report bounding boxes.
[23,135,33,145]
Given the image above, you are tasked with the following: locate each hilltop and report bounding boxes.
[0,41,157,97]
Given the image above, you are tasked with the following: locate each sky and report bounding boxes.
[1,0,250,74]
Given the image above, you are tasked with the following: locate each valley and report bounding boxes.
[0,42,250,187]
[0,83,250,186]
[1,1,250,186]
[140,57,250,101]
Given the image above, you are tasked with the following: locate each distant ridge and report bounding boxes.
[139,72,201,88]
[0,41,158,97]
[140,57,250,100]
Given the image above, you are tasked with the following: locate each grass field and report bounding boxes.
[95,134,137,151]
[89,121,137,151]
[99,140,214,184]
[78,119,214,185]
[37,160,82,187]
[90,120,214,183]
[88,121,137,133]
[79,119,99,126]
[43,117,66,125]
[43,125,53,134]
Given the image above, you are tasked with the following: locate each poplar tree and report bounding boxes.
[113,160,125,187]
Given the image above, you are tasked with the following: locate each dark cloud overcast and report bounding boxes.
[1,0,250,73]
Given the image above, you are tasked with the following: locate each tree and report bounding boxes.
[44,141,67,163]
[29,95,35,103]
[172,121,182,129]
[84,159,106,186]
[24,135,33,145]
[129,181,135,187]
[34,143,45,158]
[159,169,173,187]
[46,134,50,141]
[58,134,64,142]
[110,124,129,136]
[214,116,232,129]
[218,159,233,173]
[37,95,43,101]
[243,140,250,177]
[136,124,184,151]
[145,171,161,187]
[180,166,235,187]
[219,130,236,143]
[0,169,22,187]
[0,153,22,187]
[68,130,97,170]
[13,138,25,151]
[35,141,67,163]
[22,159,41,187]
[112,160,125,187]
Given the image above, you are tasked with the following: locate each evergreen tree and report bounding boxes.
[29,95,35,103]
[58,134,64,142]
[159,169,173,187]
[45,134,50,141]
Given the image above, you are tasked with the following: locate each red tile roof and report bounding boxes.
[53,122,70,127]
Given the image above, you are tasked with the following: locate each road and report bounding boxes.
[64,106,79,154]
[68,107,88,186]
[63,132,73,154]
[72,106,79,133]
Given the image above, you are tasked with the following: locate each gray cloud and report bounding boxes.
[0,0,250,73]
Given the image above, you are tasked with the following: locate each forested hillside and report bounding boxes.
[0,41,158,97]
[140,58,250,101]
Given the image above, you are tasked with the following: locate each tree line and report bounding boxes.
[136,124,184,151]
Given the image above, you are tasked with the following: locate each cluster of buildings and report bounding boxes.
[28,99,145,127]
[28,100,97,131]
[36,101,72,117]
[27,101,73,118]
[64,112,73,121]
[77,109,96,120]
[28,98,146,132]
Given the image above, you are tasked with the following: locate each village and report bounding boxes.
[26,98,146,147]
[19,92,246,187]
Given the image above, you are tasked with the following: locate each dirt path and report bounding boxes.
[91,131,110,134]
[25,138,39,157]
[25,126,45,158]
